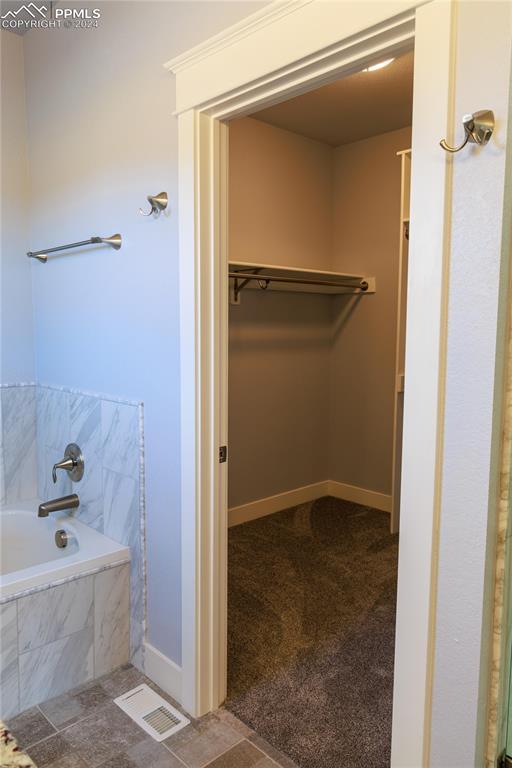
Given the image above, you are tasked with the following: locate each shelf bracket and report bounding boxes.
[230,268,263,303]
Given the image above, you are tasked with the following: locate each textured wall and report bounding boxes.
[429,2,512,764]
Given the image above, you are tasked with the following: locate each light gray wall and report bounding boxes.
[19,0,266,666]
[329,126,411,494]
[1,31,34,383]
[429,2,512,764]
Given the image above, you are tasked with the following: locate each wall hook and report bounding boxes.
[139,191,168,217]
[440,109,494,153]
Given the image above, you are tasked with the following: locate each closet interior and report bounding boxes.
[225,50,413,768]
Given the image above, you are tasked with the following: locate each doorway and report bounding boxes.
[223,52,412,766]
[167,1,506,763]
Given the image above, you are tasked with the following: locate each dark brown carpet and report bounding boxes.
[225,496,399,768]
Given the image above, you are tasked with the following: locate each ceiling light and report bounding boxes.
[363,58,395,72]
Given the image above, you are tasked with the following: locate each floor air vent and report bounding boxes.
[114,683,190,741]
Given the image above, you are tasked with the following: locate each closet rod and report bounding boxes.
[229,271,369,298]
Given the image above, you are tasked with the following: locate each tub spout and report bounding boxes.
[38,494,80,518]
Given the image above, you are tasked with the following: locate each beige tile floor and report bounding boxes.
[5,665,298,768]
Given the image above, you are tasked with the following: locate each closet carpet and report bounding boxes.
[225,496,399,768]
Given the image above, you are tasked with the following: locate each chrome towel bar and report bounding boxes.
[27,233,122,263]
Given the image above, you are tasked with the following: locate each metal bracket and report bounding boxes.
[139,192,168,217]
[231,268,263,303]
[230,268,371,301]
[440,109,494,153]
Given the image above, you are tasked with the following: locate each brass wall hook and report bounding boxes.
[139,191,168,217]
[440,110,494,153]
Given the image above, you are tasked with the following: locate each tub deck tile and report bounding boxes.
[19,627,94,711]
[18,577,94,653]
[94,565,130,677]
[0,602,19,720]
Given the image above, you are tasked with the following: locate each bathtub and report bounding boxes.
[0,499,130,601]
[1,499,132,718]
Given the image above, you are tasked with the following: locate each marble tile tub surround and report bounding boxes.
[0,564,130,720]
[0,383,146,667]
[0,384,37,505]
[6,664,298,768]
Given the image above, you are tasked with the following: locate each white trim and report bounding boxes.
[392,3,454,763]
[164,1,311,74]
[167,1,418,117]
[168,3,492,765]
[228,481,392,528]
[228,482,330,527]
[327,481,392,513]
[144,642,182,704]
[172,2,431,737]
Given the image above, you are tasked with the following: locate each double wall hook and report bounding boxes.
[440,109,494,153]
[139,191,168,217]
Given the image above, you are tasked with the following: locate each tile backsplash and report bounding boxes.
[0,385,37,503]
[0,383,145,667]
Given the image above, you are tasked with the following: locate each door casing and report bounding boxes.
[164,1,510,764]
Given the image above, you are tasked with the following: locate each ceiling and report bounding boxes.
[251,51,414,147]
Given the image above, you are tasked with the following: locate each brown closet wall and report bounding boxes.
[228,117,411,509]
[228,118,333,508]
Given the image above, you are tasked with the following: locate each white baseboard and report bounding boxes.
[144,642,182,704]
[228,481,329,527]
[327,480,392,513]
[228,479,391,526]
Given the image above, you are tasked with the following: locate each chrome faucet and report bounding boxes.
[38,494,80,518]
[52,443,84,483]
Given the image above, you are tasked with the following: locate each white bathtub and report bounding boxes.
[0,499,130,601]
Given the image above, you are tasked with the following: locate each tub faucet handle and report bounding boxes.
[52,457,75,483]
[52,443,84,484]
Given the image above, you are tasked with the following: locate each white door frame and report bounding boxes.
[165,1,508,763]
